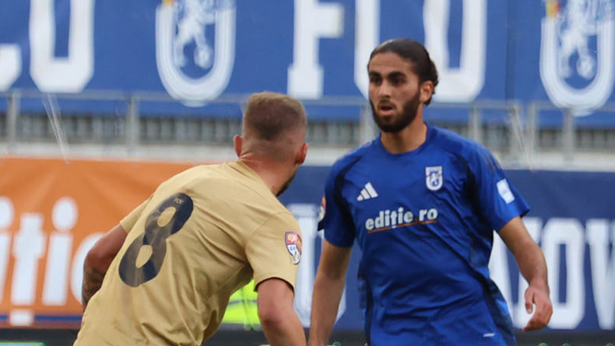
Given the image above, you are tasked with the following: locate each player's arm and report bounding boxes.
[499,216,552,331]
[308,240,352,346]
[257,278,306,346]
[82,224,127,311]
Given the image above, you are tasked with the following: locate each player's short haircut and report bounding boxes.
[242,92,306,162]
[368,38,439,105]
[243,91,307,141]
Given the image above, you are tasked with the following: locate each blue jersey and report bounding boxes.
[318,125,529,346]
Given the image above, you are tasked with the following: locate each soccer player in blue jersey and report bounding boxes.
[308,38,553,346]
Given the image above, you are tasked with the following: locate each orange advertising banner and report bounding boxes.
[0,157,198,328]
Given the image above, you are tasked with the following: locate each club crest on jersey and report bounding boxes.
[540,0,615,113]
[156,0,236,106]
[425,166,443,191]
[285,232,302,265]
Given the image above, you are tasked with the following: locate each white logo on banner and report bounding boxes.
[156,0,236,106]
[540,0,615,113]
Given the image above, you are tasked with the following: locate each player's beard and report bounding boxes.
[370,91,421,133]
[277,170,297,197]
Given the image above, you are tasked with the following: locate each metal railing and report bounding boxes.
[2,89,615,168]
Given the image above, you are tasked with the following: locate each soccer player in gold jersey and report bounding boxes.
[74,92,309,346]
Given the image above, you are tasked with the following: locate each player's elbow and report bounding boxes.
[85,240,115,273]
[84,224,127,272]
[258,304,288,327]
[256,279,296,328]
[84,244,106,272]
[258,292,291,324]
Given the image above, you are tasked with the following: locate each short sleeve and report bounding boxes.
[317,166,356,248]
[246,212,302,289]
[119,196,151,234]
[468,146,530,232]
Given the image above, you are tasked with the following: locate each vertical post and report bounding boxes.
[468,105,482,144]
[7,90,20,153]
[126,96,140,155]
[562,107,575,163]
[507,103,524,165]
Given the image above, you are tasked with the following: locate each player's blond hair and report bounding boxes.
[242,92,307,161]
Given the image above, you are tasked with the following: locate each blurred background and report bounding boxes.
[0,0,614,345]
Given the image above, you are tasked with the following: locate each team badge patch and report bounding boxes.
[497,178,515,204]
[285,232,302,265]
[426,166,443,191]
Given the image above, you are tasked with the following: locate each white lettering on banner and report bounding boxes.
[541,218,585,329]
[424,0,486,102]
[586,219,615,329]
[30,0,95,92]
[0,45,22,91]
[0,196,102,325]
[354,0,379,99]
[288,0,344,99]
[42,198,77,305]
[11,213,46,305]
[0,197,15,304]
[288,203,346,327]
[491,217,615,331]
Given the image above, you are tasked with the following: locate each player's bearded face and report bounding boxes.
[370,89,421,133]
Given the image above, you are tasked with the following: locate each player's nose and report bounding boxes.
[378,81,393,98]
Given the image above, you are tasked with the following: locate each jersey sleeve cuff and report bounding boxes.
[324,232,354,248]
[493,205,530,232]
[252,273,296,291]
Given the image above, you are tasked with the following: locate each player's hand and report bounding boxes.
[522,284,552,332]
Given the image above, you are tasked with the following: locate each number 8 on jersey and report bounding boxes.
[119,193,194,287]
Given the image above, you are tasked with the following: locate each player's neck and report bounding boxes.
[238,156,287,196]
[380,117,427,154]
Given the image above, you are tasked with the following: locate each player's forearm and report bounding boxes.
[81,225,126,311]
[308,271,346,346]
[81,257,107,311]
[514,242,549,291]
[261,310,306,346]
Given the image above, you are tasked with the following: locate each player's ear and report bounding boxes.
[295,142,308,165]
[233,135,242,157]
[419,81,434,104]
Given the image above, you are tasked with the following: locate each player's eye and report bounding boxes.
[391,77,404,85]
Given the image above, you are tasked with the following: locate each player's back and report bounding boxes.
[74,161,296,346]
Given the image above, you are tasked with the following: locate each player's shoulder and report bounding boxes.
[158,164,215,188]
[329,138,377,178]
[430,125,502,173]
[429,125,492,161]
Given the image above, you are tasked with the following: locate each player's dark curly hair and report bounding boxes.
[368,38,439,105]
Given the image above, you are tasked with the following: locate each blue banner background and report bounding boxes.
[1,0,614,124]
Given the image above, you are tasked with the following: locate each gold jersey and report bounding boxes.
[74,161,303,346]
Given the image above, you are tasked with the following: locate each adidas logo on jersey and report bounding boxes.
[357,182,378,201]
